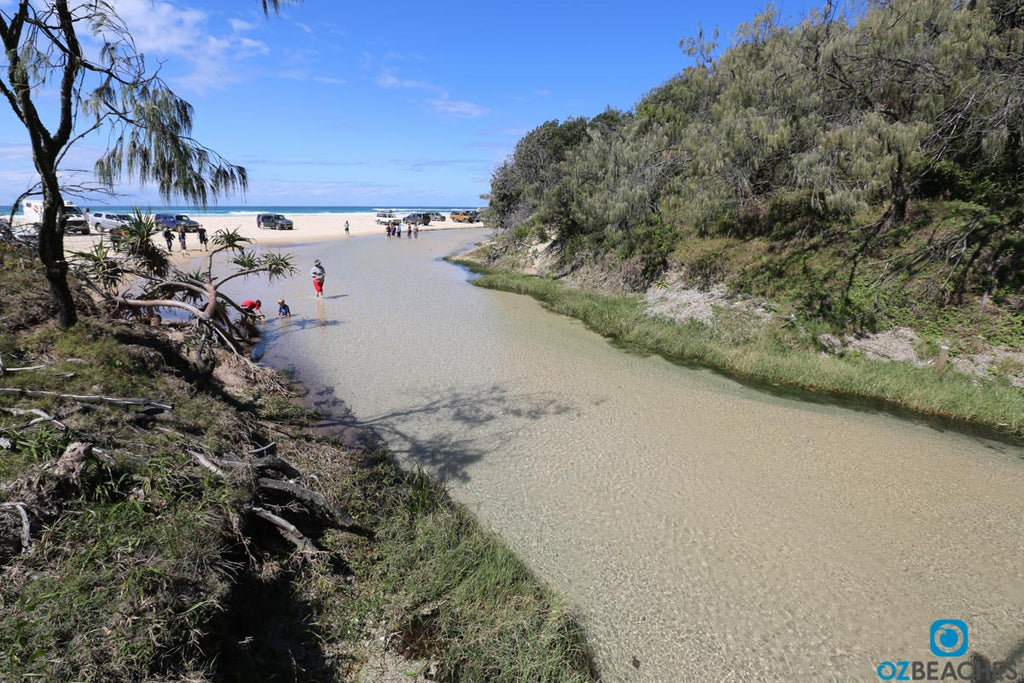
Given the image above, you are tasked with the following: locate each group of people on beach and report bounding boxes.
[241,298,291,320]
[385,222,418,239]
[238,258,323,327]
[162,224,208,254]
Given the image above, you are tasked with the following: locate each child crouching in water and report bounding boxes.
[277,298,291,318]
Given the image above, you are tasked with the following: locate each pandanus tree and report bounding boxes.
[0,1,296,329]
[71,211,296,364]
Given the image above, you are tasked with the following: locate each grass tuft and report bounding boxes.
[454,259,1024,440]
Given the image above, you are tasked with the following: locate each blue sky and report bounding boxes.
[0,0,823,207]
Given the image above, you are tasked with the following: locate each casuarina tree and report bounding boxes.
[0,1,295,328]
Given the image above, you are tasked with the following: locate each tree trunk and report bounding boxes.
[889,150,908,226]
[37,179,77,328]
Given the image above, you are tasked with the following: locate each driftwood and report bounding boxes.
[0,355,75,379]
[190,450,226,477]
[246,442,276,456]
[217,454,301,479]
[1,407,68,431]
[190,447,366,554]
[257,477,357,529]
[0,502,32,553]
[249,505,319,555]
[3,364,47,373]
[0,387,172,410]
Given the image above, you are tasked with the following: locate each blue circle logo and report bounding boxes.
[929,619,968,657]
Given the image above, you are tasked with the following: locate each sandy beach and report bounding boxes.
[58,210,485,253]
[189,211,484,245]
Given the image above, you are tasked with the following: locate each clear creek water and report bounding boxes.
[255,228,1024,682]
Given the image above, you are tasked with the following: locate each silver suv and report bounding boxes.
[257,213,294,230]
[89,211,130,233]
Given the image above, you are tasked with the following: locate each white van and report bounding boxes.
[21,198,90,234]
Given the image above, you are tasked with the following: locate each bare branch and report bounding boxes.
[248,505,319,555]
[0,387,172,409]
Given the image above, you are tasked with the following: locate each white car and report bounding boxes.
[89,211,130,233]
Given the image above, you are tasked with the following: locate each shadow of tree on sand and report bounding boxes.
[970,637,1024,683]
[307,383,579,484]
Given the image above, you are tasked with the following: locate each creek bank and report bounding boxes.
[452,240,1024,440]
[646,272,1024,390]
[0,238,595,683]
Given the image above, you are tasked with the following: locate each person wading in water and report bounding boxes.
[310,259,326,298]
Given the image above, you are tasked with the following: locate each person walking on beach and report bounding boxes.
[277,298,291,318]
[162,226,173,251]
[196,225,208,251]
[344,220,350,236]
[413,224,419,239]
[177,224,187,254]
[310,259,326,298]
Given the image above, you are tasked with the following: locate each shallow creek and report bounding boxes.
[256,228,1024,682]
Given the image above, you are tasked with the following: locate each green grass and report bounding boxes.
[454,260,1024,440]
[0,457,231,682]
[347,465,594,682]
[1,239,596,682]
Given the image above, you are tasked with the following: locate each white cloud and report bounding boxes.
[100,0,269,93]
[369,62,484,119]
[427,98,488,119]
[276,70,345,85]
[376,70,436,91]
[229,18,256,32]
[107,0,208,55]
[0,143,33,162]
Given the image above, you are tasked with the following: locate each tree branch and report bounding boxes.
[248,505,319,555]
[0,387,172,409]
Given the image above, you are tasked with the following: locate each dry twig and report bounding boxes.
[1,407,68,431]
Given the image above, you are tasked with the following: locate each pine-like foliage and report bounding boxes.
[488,0,1024,296]
[0,1,289,327]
